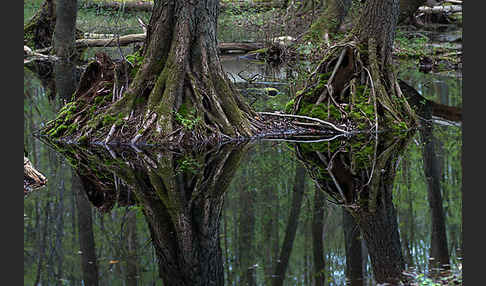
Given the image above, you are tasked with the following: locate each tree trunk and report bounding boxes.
[53,0,77,59]
[125,209,139,286]
[24,0,56,49]
[293,0,416,133]
[42,0,258,145]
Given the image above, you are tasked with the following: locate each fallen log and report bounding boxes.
[82,1,154,12]
[218,42,265,53]
[81,0,282,13]
[29,32,265,55]
[24,45,59,64]
[418,5,461,14]
[443,0,462,5]
[74,33,146,48]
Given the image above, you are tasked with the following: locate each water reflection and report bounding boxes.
[24,55,462,285]
[295,133,414,284]
[41,140,250,285]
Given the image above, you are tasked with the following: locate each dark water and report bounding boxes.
[24,58,462,285]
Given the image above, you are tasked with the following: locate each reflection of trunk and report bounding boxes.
[420,123,450,271]
[34,199,49,286]
[238,167,256,286]
[129,144,247,285]
[401,157,415,267]
[295,134,413,284]
[54,60,78,100]
[343,209,365,286]
[125,209,139,286]
[272,165,306,286]
[44,139,248,286]
[73,173,99,286]
[223,206,233,285]
[354,183,405,284]
[312,188,326,286]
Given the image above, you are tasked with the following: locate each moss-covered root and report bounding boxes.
[289,42,417,132]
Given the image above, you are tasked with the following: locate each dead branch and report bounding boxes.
[418,5,461,14]
[258,112,348,133]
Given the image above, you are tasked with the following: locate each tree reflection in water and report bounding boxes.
[294,132,414,285]
[42,139,249,286]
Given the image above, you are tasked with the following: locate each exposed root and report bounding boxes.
[291,37,417,132]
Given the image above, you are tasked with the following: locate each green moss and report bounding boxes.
[94,95,105,105]
[65,122,79,136]
[284,99,295,113]
[49,124,68,138]
[102,115,117,126]
[298,101,340,121]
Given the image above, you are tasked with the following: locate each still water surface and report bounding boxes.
[24,57,462,285]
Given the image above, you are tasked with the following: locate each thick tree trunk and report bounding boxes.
[293,0,416,133]
[42,0,258,145]
[53,0,77,59]
[355,0,399,64]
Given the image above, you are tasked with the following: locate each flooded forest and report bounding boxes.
[24,0,462,285]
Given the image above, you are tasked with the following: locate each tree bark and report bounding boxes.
[53,0,78,59]
[293,0,416,133]
[42,0,258,145]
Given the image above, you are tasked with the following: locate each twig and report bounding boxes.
[258,112,348,133]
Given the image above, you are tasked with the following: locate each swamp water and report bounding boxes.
[24,57,462,285]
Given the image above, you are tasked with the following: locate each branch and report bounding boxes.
[418,5,461,14]
[258,112,348,133]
